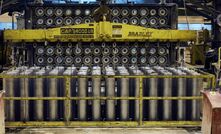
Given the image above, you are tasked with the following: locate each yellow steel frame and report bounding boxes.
[3,21,197,43]
[1,72,215,128]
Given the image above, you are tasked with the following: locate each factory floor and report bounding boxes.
[6,127,202,134]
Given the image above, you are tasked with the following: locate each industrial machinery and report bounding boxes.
[0,1,215,128]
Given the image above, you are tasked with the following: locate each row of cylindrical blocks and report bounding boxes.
[35,7,168,17]
[3,66,203,121]
[34,6,169,28]
[35,55,168,66]
[35,45,168,56]
[34,45,169,66]
[36,16,168,27]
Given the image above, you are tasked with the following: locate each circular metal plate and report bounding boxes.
[36,18,44,25]
[83,56,92,65]
[158,56,167,65]
[121,8,129,16]
[55,17,64,26]
[46,47,55,56]
[121,47,129,55]
[140,17,148,26]
[158,47,167,55]
[111,8,120,16]
[93,48,101,55]
[35,8,45,17]
[158,8,168,16]
[55,56,64,65]
[94,57,101,64]
[65,56,74,65]
[84,48,92,55]
[130,17,139,25]
[140,8,148,16]
[65,9,72,16]
[73,17,82,25]
[47,57,54,64]
[73,47,82,55]
[121,57,129,64]
[140,57,147,64]
[148,56,158,66]
[149,47,157,55]
[46,18,54,26]
[75,9,81,16]
[102,57,111,64]
[83,17,92,24]
[150,9,157,16]
[131,9,138,16]
[159,17,168,26]
[64,17,73,25]
[112,17,120,23]
[112,56,120,64]
[149,17,158,26]
[36,56,45,65]
[36,46,45,55]
[131,57,137,64]
[121,17,129,24]
[65,47,73,55]
[74,56,82,64]
[46,8,54,17]
[55,47,63,55]
[55,8,63,16]
[85,9,91,16]
[140,48,146,55]
[131,47,137,55]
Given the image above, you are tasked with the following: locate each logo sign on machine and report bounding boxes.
[128,32,153,37]
[60,28,94,34]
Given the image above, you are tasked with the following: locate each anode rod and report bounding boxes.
[78,66,89,121]
[105,67,115,120]
[92,66,101,121]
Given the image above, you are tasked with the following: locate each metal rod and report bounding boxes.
[167,67,186,120]
[129,67,144,121]
[34,69,46,121]
[78,67,89,121]
[48,67,64,121]
[117,66,129,121]
[20,69,35,121]
[105,67,115,121]
[162,71,172,120]
[92,66,101,121]
[4,70,20,121]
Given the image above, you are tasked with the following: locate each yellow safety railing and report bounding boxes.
[0,72,215,127]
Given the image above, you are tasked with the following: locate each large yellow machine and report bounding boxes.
[0,2,215,129]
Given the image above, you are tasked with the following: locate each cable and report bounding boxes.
[183,0,190,30]
[0,0,3,15]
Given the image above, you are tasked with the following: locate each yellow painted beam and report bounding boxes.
[3,21,197,43]
[3,96,203,101]
[5,121,201,127]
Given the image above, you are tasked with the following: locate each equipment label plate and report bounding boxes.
[60,28,94,34]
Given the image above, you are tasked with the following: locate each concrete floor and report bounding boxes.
[6,128,202,134]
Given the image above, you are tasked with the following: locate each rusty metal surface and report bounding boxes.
[0,91,5,134]
[202,91,221,134]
